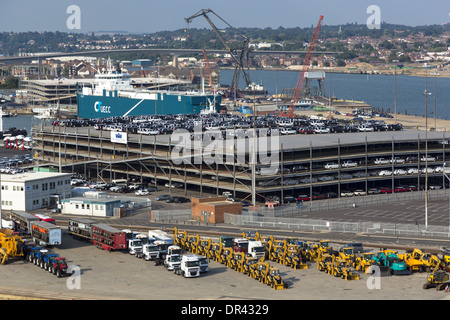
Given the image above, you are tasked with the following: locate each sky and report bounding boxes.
[0,0,449,34]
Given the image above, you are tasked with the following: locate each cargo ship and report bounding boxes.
[76,62,221,119]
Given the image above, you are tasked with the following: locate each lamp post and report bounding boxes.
[443,163,450,233]
[424,71,432,231]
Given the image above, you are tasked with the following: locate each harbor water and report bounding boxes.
[220,69,450,120]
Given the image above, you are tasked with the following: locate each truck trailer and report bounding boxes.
[91,223,127,251]
[10,211,39,234]
[68,218,96,241]
[31,221,62,246]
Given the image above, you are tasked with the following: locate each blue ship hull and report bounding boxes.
[77,91,221,119]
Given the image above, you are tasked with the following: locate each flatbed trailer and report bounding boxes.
[68,218,96,241]
[9,211,39,234]
[31,221,62,246]
[91,223,126,251]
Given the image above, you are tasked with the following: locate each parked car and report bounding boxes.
[380,187,392,194]
[407,185,418,191]
[367,188,381,194]
[283,196,297,203]
[341,161,358,168]
[394,186,408,192]
[297,195,311,202]
[353,189,366,196]
[324,162,340,170]
[421,155,436,162]
[390,157,405,164]
[378,170,392,176]
[135,189,150,196]
[408,168,419,174]
[156,195,171,201]
[340,190,354,197]
[374,158,390,165]
[393,169,407,175]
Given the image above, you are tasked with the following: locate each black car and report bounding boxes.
[283,196,297,203]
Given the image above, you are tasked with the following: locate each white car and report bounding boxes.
[342,161,358,168]
[280,127,297,135]
[135,189,150,196]
[434,166,444,173]
[354,189,367,196]
[374,158,390,165]
[421,167,434,174]
[393,169,407,175]
[340,190,354,197]
[421,155,436,162]
[408,168,419,174]
[324,162,340,169]
[358,124,374,132]
[318,175,334,181]
[378,170,392,176]
[390,157,405,164]
[314,127,330,134]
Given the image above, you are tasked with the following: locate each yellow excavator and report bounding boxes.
[0,228,24,265]
[423,260,450,290]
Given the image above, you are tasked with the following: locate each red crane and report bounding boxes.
[202,49,213,89]
[282,15,324,117]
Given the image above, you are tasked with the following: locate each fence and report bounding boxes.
[253,189,448,217]
[151,209,192,222]
[224,213,450,238]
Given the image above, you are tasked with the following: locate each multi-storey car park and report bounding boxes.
[31,115,450,205]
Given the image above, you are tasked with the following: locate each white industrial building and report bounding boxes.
[0,171,72,211]
[60,196,121,217]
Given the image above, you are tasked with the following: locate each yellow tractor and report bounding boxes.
[0,228,24,265]
[173,227,188,249]
[227,251,242,271]
[338,247,356,267]
[354,252,376,273]
[218,247,233,265]
[423,261,450,290]
[196,238,211,257]
[250,259,268,282]
[207,242,220,261]
[328,255,360,280]
[283,245,308,270]
[300,241,318,262]
[317,251,334,272]
[241,254,259,275]
[259,262,288,290]
[314,240,335,255]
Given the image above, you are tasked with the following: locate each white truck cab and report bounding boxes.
[197,255,209,273]
[164,245,182,270]
[248,240,265,259]
[175,254,200,278]
[128,238,144,255]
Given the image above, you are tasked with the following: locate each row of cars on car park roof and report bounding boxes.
[285,184,424,203]
[53,113,403,137]
[0,154,33,174]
